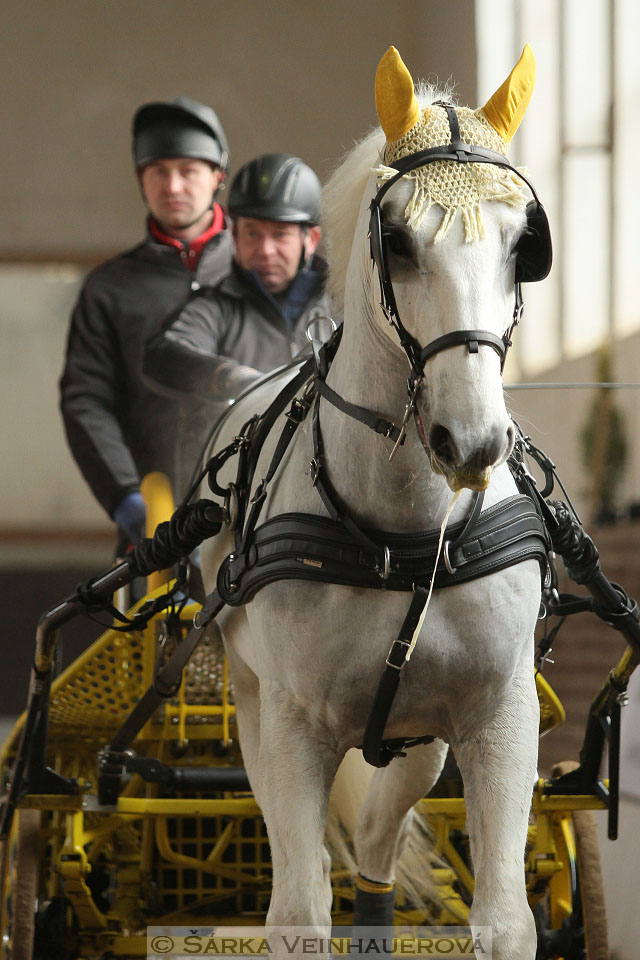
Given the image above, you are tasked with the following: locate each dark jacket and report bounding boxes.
[59,222,233,516]
[142,257,332,497]
[143,257,331,398]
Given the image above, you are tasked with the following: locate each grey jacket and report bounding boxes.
[142,258,332,496]
[143,257,331,399]
[59,222,233,515]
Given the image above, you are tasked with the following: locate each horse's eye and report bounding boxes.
[382,225,413,262]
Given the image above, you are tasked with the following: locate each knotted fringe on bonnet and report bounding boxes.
[374,104,527,244]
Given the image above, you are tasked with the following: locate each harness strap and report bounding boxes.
[217,496,550,603]
[315,379,404,444]
[230,331,344,551]
[237,393,313,555]
[238,362,316,507]
[311,391,390,566]
[418,329,507,370]
[361,587,434,767]
[97,588,225,803]
[205,415,260,500]
[110,589,223,754]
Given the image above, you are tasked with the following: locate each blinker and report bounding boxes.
[368,102,552,384]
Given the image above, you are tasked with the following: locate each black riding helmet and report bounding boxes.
[132,96,229,172]
[228,154,321,224]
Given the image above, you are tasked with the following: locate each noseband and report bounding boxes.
[368,102,551,394]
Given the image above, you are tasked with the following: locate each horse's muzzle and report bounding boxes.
[417,414,515,491]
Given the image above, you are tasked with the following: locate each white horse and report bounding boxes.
[201,45,548,960]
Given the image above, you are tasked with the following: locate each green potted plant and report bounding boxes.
[579,343,628,525]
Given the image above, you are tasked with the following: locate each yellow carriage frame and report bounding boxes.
[0,472,632,959]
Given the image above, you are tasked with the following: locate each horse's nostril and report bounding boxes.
[429,424,455,464]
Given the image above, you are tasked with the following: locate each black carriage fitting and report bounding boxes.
[124,755,251,792]
[0,497,226,837]
[537,498,640,840]
[128,499,225,577]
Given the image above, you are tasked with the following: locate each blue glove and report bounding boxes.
[113,491,146,544]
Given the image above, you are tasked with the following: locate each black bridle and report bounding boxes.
[368,102,552,393]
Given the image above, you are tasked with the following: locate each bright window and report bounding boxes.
[476,0,640,376]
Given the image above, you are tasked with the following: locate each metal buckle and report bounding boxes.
[443,540,457,575]
[378,545,391,580]
[386,638,411,670]
[305,315,337,344]
[285,398,308,424]
[389,378,423,463]
[223,483,238,530]
[306,316,337,376]
[250,479,267,504]
[309,458,320,486]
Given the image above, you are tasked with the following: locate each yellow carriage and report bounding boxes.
[0,471,632,960]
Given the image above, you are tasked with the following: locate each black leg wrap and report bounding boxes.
[353,878,396,927]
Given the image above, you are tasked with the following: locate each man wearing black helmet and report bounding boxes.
[143,153,331,454]
[60,97,233,546]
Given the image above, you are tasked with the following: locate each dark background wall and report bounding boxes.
[0,0,476,712]
[1,0,477,261]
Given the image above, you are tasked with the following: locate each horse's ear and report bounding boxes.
[375,46,421,143]
[481,43,536,143]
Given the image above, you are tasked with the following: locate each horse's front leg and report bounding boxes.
[353,738,449,925]
[255,681,342,943]
[454,670,539,960]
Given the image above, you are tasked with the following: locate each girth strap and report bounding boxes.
[361,587,435,767]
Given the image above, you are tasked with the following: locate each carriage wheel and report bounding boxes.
[534,761,608,960]
[0,809,41,960]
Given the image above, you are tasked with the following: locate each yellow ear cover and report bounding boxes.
[482,43,536,143]
[375,46,421,143]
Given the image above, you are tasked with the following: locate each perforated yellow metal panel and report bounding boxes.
[48,630,146,733]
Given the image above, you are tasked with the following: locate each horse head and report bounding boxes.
[337,45,548,493]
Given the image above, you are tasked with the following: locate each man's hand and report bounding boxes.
[113,491,147,543]
[212,362,262,399]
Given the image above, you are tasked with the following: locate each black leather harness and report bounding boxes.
[200,336,551,767]
[100,104,555,774]
[217,497,549,605]
[86,338,551,801]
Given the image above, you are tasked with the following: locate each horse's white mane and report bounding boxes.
[322,83,452,311]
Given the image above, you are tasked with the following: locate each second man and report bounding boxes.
[143,153,332,493]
